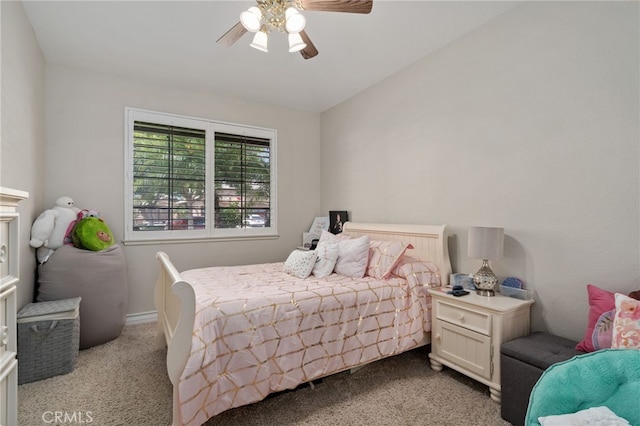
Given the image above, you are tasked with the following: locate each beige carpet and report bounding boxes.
[18,322,511,426]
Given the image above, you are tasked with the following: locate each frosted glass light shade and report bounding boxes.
[468,227,504,260]
[240,6,262,32]
[285,7,306,33]
[250,31,269,52]
[288,32,306,52]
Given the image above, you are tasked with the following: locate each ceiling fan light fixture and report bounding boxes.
[285,7,306,33]
[240,6,262,32]
[250,30,269,52]
[219,0,374,59]
[288,32,307,52]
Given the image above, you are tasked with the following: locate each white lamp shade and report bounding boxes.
[250,31,269,52]
[468,226,504,260]
[240,6,262,32]
[288,32,307,52]
[285,7,306,33]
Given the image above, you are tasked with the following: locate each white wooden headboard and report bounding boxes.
[343,222,452,286]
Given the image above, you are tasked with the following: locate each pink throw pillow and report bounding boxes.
[391,255,441,287]
[575,284,616,352]
[366,240,413,279]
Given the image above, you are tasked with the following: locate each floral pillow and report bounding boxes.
[391,256,440,287]
[283,249,318,279]
[611,293,640,349]
[591,309,614,351]
[366,240,413,279]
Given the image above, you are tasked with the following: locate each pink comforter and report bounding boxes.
[177,262,432,425]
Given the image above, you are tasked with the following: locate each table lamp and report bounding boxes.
[468,226,504,296]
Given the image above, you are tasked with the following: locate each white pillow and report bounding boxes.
[316,229,350,250]
[538,406,630,426]
[312,242,339,278]
[283,249,318,279]
[334,235,370,278]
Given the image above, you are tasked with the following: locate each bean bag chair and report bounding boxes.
[525,348,640,425]
[37,243,128,349]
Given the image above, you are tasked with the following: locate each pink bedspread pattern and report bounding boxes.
[178,263,433,426]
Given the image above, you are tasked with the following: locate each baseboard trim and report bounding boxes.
[126,311,158,325]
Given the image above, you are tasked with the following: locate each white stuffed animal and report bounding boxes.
[30,196,81,263]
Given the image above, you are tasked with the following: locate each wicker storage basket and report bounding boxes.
[17,297,81,384]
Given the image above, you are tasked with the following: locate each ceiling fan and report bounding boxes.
[217,0,373,59]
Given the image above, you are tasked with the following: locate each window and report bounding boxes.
[124,108,277,242]
[214,132,272,229]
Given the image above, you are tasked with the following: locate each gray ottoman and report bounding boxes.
[500,332,583,426]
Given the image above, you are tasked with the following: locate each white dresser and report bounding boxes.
[0,187,28,426]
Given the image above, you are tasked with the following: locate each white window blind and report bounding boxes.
[124,108,277,242]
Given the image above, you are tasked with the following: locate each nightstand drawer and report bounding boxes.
[436,299,491,335]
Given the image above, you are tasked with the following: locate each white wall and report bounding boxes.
[320,1,640,341]
[44,65,321,315]
[7,1,639,342]
[1,1,46,309]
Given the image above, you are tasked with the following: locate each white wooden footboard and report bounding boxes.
[154,251,195,426]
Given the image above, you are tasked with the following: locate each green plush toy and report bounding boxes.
[72,217,115,251]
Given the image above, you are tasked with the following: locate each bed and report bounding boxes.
[155,222,452,426]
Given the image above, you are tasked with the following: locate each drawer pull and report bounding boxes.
[434,333,441,341]
[0,243,6,263]
[0,326,8,346]
[457,313,465,322]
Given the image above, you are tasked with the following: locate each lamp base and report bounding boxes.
[476,288,496,297]
[473,260,498,297]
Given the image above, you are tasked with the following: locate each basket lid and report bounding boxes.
[17,297,81,321]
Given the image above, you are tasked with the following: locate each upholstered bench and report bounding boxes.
[500,332,584,426]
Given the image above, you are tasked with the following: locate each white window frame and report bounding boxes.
[124,107,278,243]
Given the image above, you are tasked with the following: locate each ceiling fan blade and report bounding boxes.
[299,30,319,60]
[299,0,373,14]
[216,22,248,47]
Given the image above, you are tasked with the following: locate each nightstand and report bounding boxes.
[427,287,533,403]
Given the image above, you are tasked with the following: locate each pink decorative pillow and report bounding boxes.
[391,256,441,287]
[575,284,616,352]
[366,240,413,279]
[334,235,370,278]
[611,293,640,349]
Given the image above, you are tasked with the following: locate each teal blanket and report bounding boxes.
[525,349,640,426]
